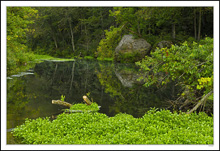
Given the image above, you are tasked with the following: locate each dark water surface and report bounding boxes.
[7,59,178,144]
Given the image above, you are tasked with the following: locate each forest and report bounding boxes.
[7,7,213,63]
[6,6,214,145]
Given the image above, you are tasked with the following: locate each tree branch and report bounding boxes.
[178,60,211,79]
[187,90,213,114]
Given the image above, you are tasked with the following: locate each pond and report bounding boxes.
[7,59,179,144]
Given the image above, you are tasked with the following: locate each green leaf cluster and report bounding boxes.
[12,107,213,144]
[96,26,123,59]
[61,95,65,102]
[7,7,38,76]
[69,103,100,112]
[136,37,213,106]
[197,77,213,90]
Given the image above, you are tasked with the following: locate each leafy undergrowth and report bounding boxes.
[69,103,100,112]
[12,108,213,144]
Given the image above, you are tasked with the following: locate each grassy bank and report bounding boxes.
[7,53,114,76]
[7,53,75,76]
[81,56,114,62]
[12,104,213,144]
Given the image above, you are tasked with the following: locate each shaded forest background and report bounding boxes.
[7,7,213,60]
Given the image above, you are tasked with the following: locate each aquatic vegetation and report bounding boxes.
[60,95,65,102]
[12,107,213,144]
[69,103,100,112]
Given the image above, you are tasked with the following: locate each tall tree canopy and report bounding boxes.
[7,7,38,75]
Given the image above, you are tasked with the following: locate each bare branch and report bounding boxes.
[187,90,213,114]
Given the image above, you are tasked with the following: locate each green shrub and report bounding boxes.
[69,103,100,112]
[12,106,213,144]
[96,26,123,59]
[136,37,213,113]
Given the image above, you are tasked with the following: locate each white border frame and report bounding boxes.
[1,1,219,150]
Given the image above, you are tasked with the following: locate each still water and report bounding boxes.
[7,59,178,144]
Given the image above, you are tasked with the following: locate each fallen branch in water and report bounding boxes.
[52,100,72,108]
[187,90,213,114]
[52,96,94,109]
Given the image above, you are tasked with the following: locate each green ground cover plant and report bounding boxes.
[69,103,100,112]
[12,107,213,144]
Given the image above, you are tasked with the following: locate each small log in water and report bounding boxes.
[83,96,92,105]
[52,100,72,108]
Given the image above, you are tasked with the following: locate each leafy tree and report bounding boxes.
[77,7,115,56]
[7,7,38,75]
[96,25,124,58]
[30,7,115,57]
[110,7,147,37]
[136,37,213,114]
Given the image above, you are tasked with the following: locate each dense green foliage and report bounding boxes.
[7,7,213,74]
[97,7,213,60]
[7,7,214,145]
[7,7,38,75]
[96,26,123,58]
[69,103,100,112]
[136,37,213,113]
[29,7,115,57]
[12,107,213,144]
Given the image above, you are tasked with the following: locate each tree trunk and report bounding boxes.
[100,10,104,31]
[100,10,105,38]
[69,61,75,92]
[52,33,58,48]
[84,23,89,51]
[172,23,176,40]
[137,20,141,35]
[69,18,75,53]
[197,7,202,41]
[84,63,89,93]
[194,8,197,40]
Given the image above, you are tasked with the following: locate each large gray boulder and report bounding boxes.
[115,35,151,63]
